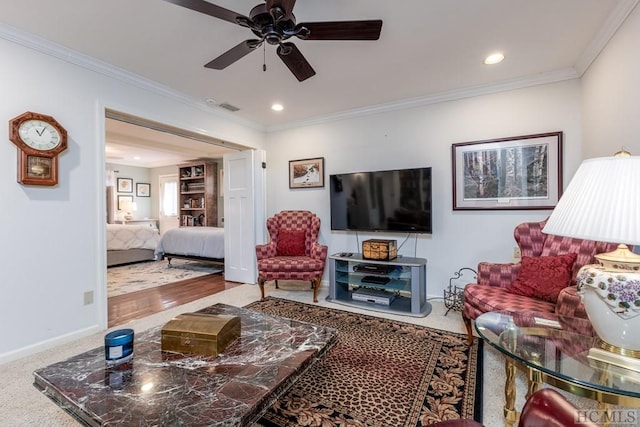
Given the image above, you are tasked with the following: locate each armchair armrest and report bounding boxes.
[477,261,521,288]
[310,242,328,260]
[256,242,277,260]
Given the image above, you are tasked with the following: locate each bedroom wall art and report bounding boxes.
[136,182,150,197]
[117,177,133,193]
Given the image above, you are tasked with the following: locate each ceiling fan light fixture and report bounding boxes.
[484,52,505,65]
[271,103,284,112]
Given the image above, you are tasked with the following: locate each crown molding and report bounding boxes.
[267,68,580,132]
[574,0,639,75]
[0,23,266,133]
[2,0,635,137]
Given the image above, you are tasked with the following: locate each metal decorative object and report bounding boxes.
[444,267,477,315]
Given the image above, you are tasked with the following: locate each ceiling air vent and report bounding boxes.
[219,103,240,112]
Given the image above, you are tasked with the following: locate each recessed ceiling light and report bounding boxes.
[271,103,284,112]
[484,53,505,65]
[205,97,217,105]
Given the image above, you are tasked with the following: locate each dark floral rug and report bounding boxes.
[246,297,483,426]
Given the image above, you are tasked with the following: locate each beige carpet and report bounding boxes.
[107,259,223,297]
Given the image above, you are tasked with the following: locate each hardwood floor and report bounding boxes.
[108,273,242,327]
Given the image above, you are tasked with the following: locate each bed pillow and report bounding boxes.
[276,229,306,256]
[506,253,577,303]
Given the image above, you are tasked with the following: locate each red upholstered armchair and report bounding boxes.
[462,219,619,345]
[256,210,328,303]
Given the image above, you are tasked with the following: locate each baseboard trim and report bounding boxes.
[0,324,102,365]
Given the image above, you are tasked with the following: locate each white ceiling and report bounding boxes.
[105,118,237,168]
[1,0,637,166]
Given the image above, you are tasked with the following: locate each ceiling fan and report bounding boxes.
[164,0,383,82]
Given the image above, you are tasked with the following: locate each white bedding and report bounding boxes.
[107,224,160,251]
[155,226,224,259]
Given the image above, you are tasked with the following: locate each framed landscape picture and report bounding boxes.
[289,157,325,189]
[452,132,563,210]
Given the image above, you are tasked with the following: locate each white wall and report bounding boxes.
[107,163,153,220]
[266,80,584,298]
[4,3,637,362]
[0,36,264,363]
[582,4,640,158]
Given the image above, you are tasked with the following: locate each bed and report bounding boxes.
[107,224,161,267]
[155,226,224,265]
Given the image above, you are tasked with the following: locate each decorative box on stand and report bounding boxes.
[362,239,398,261]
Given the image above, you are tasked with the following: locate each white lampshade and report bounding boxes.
[542,156,640,246]
[543,155,640,359]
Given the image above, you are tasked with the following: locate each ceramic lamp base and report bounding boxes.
[578,264,640,351]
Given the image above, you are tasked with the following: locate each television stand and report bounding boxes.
[328,253,430,317]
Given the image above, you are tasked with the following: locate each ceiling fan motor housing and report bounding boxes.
[249,3,298,45]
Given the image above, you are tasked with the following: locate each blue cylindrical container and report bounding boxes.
[104,329,134,366]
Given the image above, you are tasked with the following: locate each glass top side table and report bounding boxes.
[475,311,640,426]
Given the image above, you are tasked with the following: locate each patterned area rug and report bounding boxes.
[107,259,223,297]
[246,297,483,426]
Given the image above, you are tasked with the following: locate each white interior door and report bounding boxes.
[223,150,265,283]
[158,173,179,234]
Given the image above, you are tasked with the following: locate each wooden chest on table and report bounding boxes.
[161,313,241,357]
[362,239,398,261]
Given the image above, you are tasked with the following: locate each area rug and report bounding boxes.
[107,259,223,297]
[246,297,483,426]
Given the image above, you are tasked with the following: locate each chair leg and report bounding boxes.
[275,280,279,289]
[462,313,473,345]
[258,276,266,300]
[311,277,319,303]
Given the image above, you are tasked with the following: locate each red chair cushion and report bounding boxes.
[506,253,577,303]
[276,229,306,256]
[257,256,325,272]
[464,284,556,320]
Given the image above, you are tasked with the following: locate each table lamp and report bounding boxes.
[542,150,640,371]
[120,200,136,221]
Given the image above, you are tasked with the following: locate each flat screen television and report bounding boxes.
[330,167,432,233]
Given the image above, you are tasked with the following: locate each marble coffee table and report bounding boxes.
[33,303,338,426]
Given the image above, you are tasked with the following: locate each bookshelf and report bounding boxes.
[178,161,217,227]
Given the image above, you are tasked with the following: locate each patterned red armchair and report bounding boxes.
[462,219,619,345]
[256,210,328,303]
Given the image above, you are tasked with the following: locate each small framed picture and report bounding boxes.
[117,195,133,211]
[117,177,133,193]
[136,182,150,197]
[289,157,325,189]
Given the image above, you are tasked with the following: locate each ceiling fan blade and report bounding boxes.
[277,42,316,82]
[265,0,296,21]
[297,20,383,40]
[205,40,261,69]
[163,0,248,26]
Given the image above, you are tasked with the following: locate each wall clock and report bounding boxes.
[9,111,68,186]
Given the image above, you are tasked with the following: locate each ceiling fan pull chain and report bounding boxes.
[263,44,267,72]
